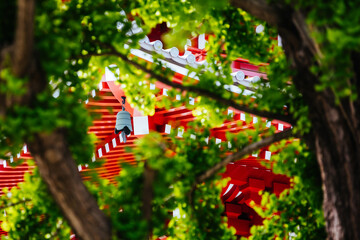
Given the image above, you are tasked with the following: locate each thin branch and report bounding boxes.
[13,0,35,77]
[142,161,155,240]
[195,128,294,184]
[92,43,294,124]
[0,198,31,210]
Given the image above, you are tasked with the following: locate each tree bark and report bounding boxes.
[0,1,112,238]
[310,91,360,240]
[230,1,360,239]
[13,0,35,78]
[279,12,360,240]
[28,129,111,240]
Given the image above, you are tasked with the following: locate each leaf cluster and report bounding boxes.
[0,170,71,239]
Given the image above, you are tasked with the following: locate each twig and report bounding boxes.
[0,198,31,210]
[89,42,294,124]
[195,128,293,184]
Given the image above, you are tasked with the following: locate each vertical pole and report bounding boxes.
[121,96,126,111]
[121,96,127,142]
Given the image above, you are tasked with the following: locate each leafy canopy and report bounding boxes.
[2,0,349,239]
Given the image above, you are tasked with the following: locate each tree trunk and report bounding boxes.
[280,14,360,240]
[28,129,111,240]
[230,1,360,239]
[0,1,113,238]
[308,90,360,240]
[280,13,360,240]
[282,18,360,240]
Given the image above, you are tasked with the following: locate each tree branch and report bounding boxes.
[195,128,294,184]
[13,0,35,77]
[142,162,155,240]
[28,129,111,240]
[92,44,294,124]
[0,198,31,210]
[0,0,45,114]
[0,3,112,239]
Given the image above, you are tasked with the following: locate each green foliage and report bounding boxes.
[248,184,326,240]
[301,0,360,101]
[133,0,227,48]
[0,170,71,239]
[128,1,327,239]
[0,90,95,165]
[83,129,237,239]
[268,140,323,211]
[247,140,325,240]
[0,0,341,239]
[0,68,28,95]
